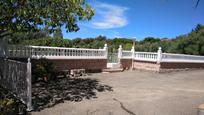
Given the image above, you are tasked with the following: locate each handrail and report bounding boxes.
[29,45,105,51]
[6,45,107,59]
[135,52,158,61]
[121,50,132,59]
[162,53,204,62]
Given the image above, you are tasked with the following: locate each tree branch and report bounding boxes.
[195,0,200,8]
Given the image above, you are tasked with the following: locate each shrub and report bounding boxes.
[32,59,57,82]
[0,86,27,115]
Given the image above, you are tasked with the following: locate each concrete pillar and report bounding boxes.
[118,45,122,60]
[26,58,32,111]
[157,47,162,64]
[117,45,123,66]
[131,46,135,70]
[0,38,8,58]
[103,44,108,59]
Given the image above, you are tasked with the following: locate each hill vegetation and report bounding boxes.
[9,24,204,55]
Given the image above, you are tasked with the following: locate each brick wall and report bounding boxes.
[133,60,204,72]
[32,59,107,71]
[120,59,132,69]
[133,60,160,72]
[160,62,204,69]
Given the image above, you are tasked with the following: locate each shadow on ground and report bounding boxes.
[32,78,113,111]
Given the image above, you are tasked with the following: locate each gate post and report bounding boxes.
[26,58,32,111]
[0,38,8,58]
[118,45,122,64]
[103,44,108,59]
[131,46,135,69]
[157,47,162,64]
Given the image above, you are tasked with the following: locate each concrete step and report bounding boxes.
[102,68,123,73]
[107,63,121,69]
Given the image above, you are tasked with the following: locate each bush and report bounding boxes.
[32,59,57,82]
[0,86,27,115]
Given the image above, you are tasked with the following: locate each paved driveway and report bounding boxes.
[32,70,204,115]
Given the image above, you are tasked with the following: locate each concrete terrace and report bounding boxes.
[32,69,204,115]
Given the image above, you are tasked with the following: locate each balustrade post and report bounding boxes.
[157,47,162,64]
[26,58,32,111]
[0,39,8,58]
[103,44,108,59]
[131,46,135,69]
[131,46,135,59]
[118,45,122,64]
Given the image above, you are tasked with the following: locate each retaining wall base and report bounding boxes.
[133,60,204,73]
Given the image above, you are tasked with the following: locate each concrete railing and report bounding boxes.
[0,58,32,111]
[3,43,204,63]
[119,46,160,62]
[119,45,204,63]
[122,50,132,59]
[162,53,204,63]
[6,44,108,59]
[135,52,158,62]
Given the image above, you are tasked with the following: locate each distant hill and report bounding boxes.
[9,24,204,55]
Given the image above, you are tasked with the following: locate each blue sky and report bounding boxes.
[62,0,204,40]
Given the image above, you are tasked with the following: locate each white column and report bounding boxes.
[131,46,135,69]
[118,45,122,59]
[103,44,108,59]
[131,46,135,59]
[157,47,162,63]
[118,45,122,64]
[26,58,32,111]
[0,39,8,58]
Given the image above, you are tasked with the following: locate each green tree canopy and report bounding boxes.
[0,0,94,38]
[53,28,63,39]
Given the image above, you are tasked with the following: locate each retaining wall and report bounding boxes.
[160,62,204,69]
[132,60,204,72]
[10,58,107,72]
[133,60,160,72]
[44,59,107,71]
[120,59,132,69]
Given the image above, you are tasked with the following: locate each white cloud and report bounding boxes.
[90,2,128,29]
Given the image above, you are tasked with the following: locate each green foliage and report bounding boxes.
[11,24,204,56]
[53,28,63,39]
[32,59,57,82]
[8,31,48,44]
[0,86,27,115]
[0,0,94,38]
[135,24,204,55]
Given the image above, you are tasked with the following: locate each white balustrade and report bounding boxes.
[7,45,107,59]
[5,44,204,62]
[122,50,133,59]
[0,58,32,111]
[135,52,158,62]
[162,53,204,62]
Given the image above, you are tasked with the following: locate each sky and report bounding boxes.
[62,0,204,40]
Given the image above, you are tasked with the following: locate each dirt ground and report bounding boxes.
[32,70,204,115]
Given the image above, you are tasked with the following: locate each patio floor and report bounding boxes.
[32,69,204,115]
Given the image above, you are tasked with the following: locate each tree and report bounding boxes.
[53,28,63,39]
[195,0,201,8]
[8,31,49,44]
[0,0,94,39]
